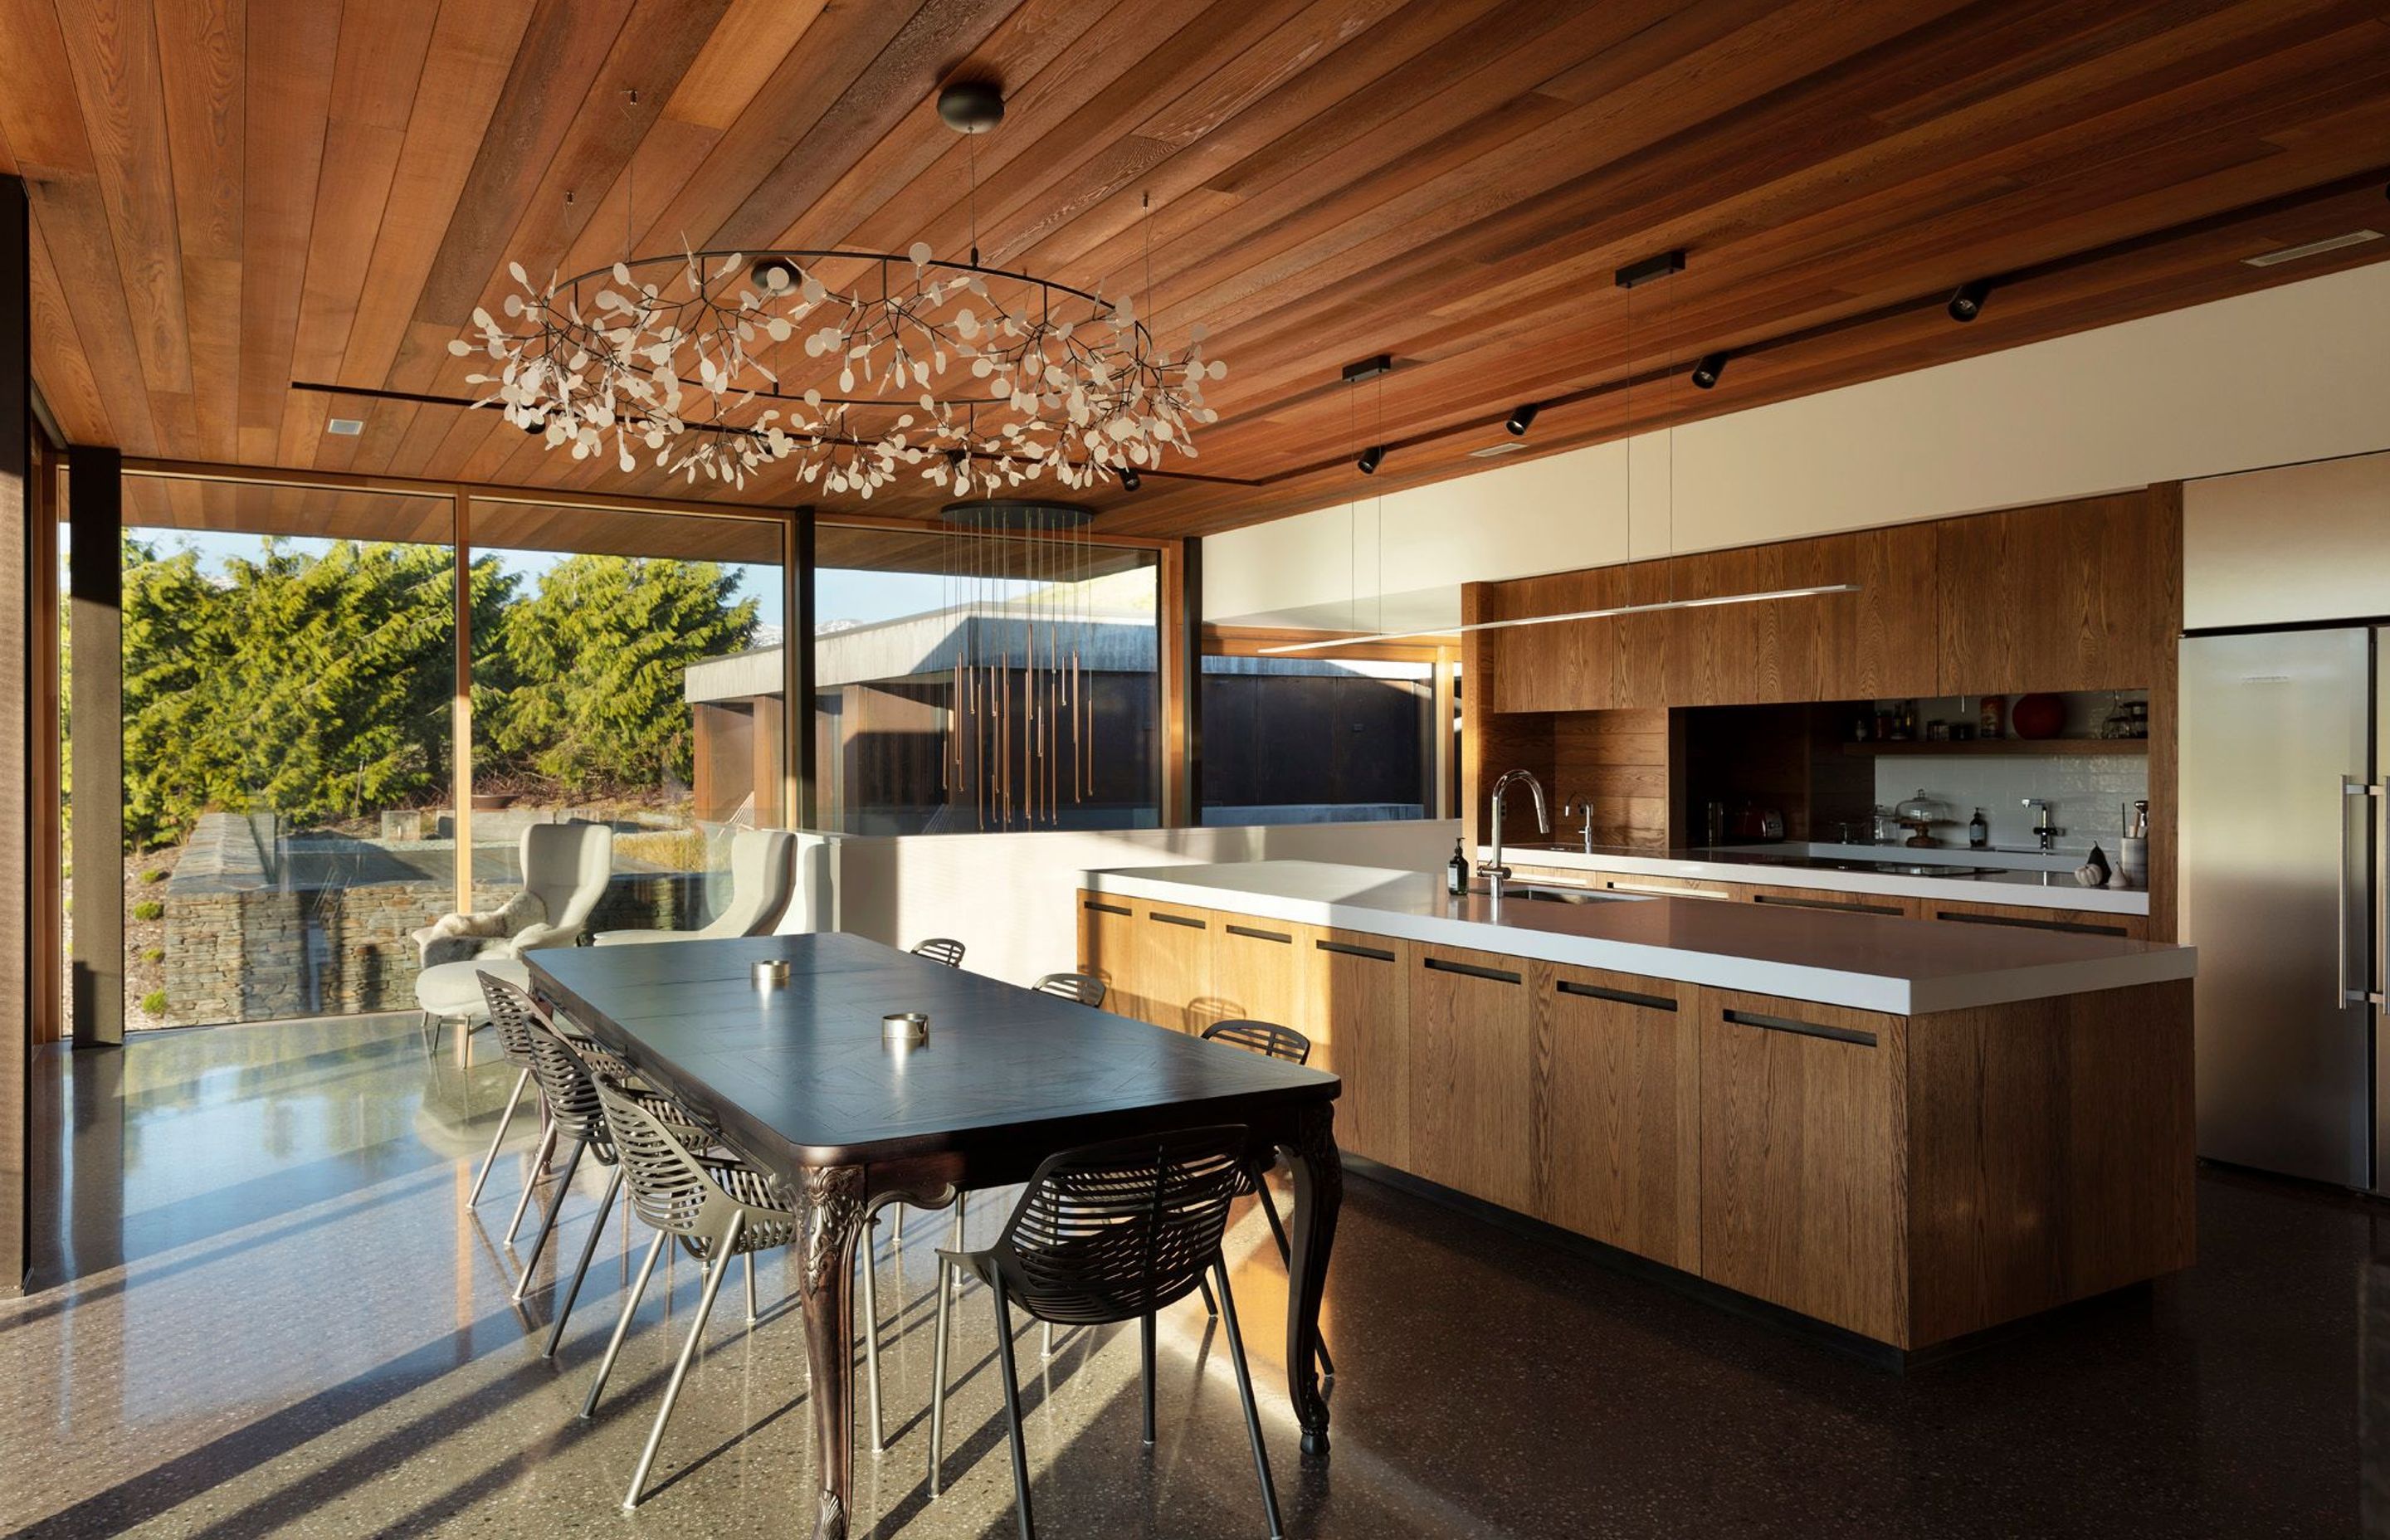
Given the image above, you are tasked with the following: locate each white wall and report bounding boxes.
[1206,261,2390,629]
[833,819,1460,987]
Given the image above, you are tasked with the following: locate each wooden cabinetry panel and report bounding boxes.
[1310,929,1411,1168]
[1136,901,1215,1033]
[1905,980,2193,1347]
[1408,943,1535,1211]
[1207,914,1315,1036]
[1698,987,1910,1344]
[1936,491,2173,694]
[1838,523,1940,699]
[1077,893,1140,1016]
[1529,963,1700,1270]
[1919,898,2146,941]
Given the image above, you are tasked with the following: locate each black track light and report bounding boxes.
[751,256,802,293]
[1505,402,1539,436]
[1690,353,1728,390]
[522,413,548,436]
[1357,445,1385,475]
[1119,465,1142,491]
[1948,279,1992,322]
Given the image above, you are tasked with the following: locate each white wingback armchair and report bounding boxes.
[412,821,615,970]
[593,827,797,945]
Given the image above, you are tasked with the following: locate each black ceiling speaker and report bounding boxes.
[937,81,1006,134]
[1948,279,1992,322]
[1690,353,1728,390]
[751,256,802,293]
[1357,445,1385,475]
[1505,402,1539,436]
[1119,466,1142,491]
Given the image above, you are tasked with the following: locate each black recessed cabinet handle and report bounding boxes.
[1316,938,1396,962]
[1226,924,1291,944]
[1555,979,1676,1011]
[1082,900,1131,916]
[1423,956,1522,986]
[1720,1007,1876,1048]
[1150,912,1207,929]
[1934,909,2128,937]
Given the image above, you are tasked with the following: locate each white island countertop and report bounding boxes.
[1082,860,2194,1016]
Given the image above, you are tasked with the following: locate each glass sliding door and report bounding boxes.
[811,524,1159,834]
[119,476,457,1029]
[467,500,785,939]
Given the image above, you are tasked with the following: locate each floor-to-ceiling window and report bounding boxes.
[467,500,786,938]
[807,524,1161,834]
[1197,634,1453,825]
[116,477,457,1030]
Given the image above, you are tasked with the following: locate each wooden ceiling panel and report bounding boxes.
[13,0,2390,535]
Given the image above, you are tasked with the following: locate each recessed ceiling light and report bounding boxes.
[2242,230,2383,267]
[326,417,364,436]
[1468,441,1527,459]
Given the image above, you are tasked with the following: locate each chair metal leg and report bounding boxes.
[504,1118,559,1244]
[513,1137,586,1301]
[892,1205,904,1242]
[1140,1312,1157,1445]
[861,1216,885,1454]
[1212,1261,1284,1540]
[1041,1319,1054,1359]
[990,1274,1036,1540]
[929,1255,954,1497]
[1256,1186,1334,1378]
[583,1226,668,1417]
[543,1166,622,1358]
[1197,1274,1218,1316]
[948,1194,969,1296]
[466,1066,533,1207]
[624,1215,744,1511]
[744,1251,758,1325]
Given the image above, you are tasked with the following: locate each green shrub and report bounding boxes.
[140,867,169,884]
[139,990,167,1016]
[132,899,163,922]
[141,946,163,963]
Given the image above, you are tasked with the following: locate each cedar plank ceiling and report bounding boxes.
[3,0,2390,539]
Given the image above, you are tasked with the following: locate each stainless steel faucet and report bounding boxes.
[2022,797,2066,851]
[1562,801,1597,854]
[1480,769,1550,897]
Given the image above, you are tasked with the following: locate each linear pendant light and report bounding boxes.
[1256,582,1861,654]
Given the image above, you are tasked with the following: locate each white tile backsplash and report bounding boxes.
[1875,753,2149,855]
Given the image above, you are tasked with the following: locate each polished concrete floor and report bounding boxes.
[3,1012,2383,1538]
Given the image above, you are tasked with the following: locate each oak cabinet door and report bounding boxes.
[1207,915,1315,1036]
[1135,903,1214,1033]
[1408,943,1535,1210]
[1310,930,1411,1167]
[1076,893,1140,1018]
[1529,963,1700,1271]
[1697,987,1910,1344]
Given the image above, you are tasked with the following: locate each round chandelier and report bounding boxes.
[449,85,1225,498]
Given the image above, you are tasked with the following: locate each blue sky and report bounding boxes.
[112,525,1035,636]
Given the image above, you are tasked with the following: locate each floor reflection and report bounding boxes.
[2,1014,2378,1538]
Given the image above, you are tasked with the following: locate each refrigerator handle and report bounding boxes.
[2346,775,2386,1006]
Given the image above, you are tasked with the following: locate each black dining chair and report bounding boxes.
[1198,1018,1334,1379]
[928,1124,1282,1540]
[911,937,968,968]
[1029,970,1107,1008]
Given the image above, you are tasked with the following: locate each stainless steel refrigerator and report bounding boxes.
[2182,627,2385,1192]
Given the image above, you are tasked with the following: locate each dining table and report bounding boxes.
[526,929,1344,1540]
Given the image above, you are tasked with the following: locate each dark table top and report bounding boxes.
[527,931,1339,1168]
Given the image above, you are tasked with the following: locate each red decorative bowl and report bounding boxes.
[2010,692,2065,739]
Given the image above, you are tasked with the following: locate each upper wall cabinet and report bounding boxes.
[1666,526,1939,705]
[1934,492,2176,695]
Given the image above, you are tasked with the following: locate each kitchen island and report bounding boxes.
[1078,859,2197,1357]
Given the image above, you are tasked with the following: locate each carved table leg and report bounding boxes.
[795,1165,867,1540]
[1280,1101,1343,1459]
